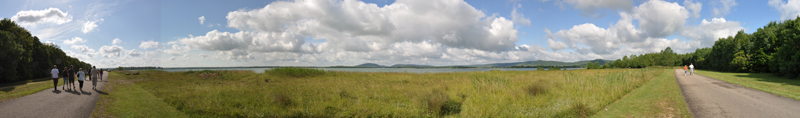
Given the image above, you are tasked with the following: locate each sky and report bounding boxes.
[1,0,797,67]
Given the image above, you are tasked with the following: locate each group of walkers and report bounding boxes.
[49,65,103,91]
[683,63,695,76]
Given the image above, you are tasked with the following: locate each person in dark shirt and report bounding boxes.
[69,65,76,89]
[62,67,69,90]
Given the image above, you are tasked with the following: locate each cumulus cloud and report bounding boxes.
[139,40,161,49]
[545,0,634,17]
[100,45,124,57]
[770,0,800,20]
[629,0,689,38]
[127,49,142,57]
[82,18,104,34]
[681,18,744,47]
[684,0,702,18]
[10,8,72,26]
[71,45,95,53]
[177,0,521,61]
[512,4,532,26]
[112,38,122,45]
[547,39,568,51]
[713,0,737,16]
[199,16,205,24]
[63,37,86,44]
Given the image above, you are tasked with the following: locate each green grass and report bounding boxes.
[96,69,664,117]
[265,67,325,77]
[0,77,62,103]
[91,72,189,118]
[695,70,800,101]
[593,69,692,118]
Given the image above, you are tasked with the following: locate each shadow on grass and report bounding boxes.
[734,73,800,87]
[0,87,15,92]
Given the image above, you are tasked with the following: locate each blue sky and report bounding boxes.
[2,0,796,67]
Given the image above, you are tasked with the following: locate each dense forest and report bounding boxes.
[590,17,800,79]
[0,18,93,83]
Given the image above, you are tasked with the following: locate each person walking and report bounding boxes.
[77,68,85,91]
[87,67,92,81]
[69,66,76,89]
[683,65,688,76]
[62,67,69,90]
[91,66,99,90]
[689,63,695,75]
[50,65,59,90]
[99,68,103,81]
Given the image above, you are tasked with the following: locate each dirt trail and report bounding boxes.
[675,69,800,117]
[0,71,108,118]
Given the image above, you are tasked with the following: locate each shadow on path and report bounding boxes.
[51,89,61,94]
[64,89,81,95]
[93,89,108,95]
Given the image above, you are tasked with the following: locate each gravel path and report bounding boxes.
[675,69,800,118]
[0,71,108,118]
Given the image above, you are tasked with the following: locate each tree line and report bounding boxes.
[1,18,93,83]
[589,16,800,79]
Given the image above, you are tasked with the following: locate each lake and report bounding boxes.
[155,67,585,73]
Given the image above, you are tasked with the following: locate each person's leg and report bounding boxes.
[53,78,57,89]
[79,81,83,90]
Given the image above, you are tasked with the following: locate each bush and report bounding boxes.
[266,67,325,77]
[426,90,462,116]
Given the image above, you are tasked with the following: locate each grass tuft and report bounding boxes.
[524,80,548,96]
[274,94,292,107]
[266,67,325,77]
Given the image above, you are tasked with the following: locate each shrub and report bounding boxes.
[266,67,325,77]
[274,94,292,107]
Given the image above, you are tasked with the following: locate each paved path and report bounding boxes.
[675,69,800,118]
[0,71,108,118]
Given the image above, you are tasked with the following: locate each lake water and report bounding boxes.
[156,67,584,73]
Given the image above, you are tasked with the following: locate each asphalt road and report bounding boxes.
[0,71,108,118]
[675,69,800,118]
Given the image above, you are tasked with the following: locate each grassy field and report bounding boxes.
[593,69,692,118]
[695,70,800,101]
[0,77,61,103]
[95,68,666,117]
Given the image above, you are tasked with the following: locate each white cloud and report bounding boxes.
[713,0,737,16]
[10,8,72,26]
[139,40,161,49]
[199,16,205,24]
[629,0,689,38]
[547,39,568,50]
[512,4,532,26]
[218,0,518,52]
[770,0,800,20]
[684,0,702,18]
[681,18,744,47]
[545,0,634,17]
[100,45,124,57]
[82,18,104,34]
[126,49,142,57]
[63,37,86,44]
[112,38,122,45]
[71,45,95,53]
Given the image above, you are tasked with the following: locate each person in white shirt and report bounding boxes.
[77,68,86,91]
[689,63,695,75]
[50,65,59,91]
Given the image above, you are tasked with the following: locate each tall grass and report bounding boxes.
[99,68,662,117]
[265,67,325,77]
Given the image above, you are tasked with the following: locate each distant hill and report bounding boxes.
[390,64,433,68]
[355,63,387,67]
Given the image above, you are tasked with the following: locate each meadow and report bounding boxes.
[93,68,672,117]
[0,77,63,103]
